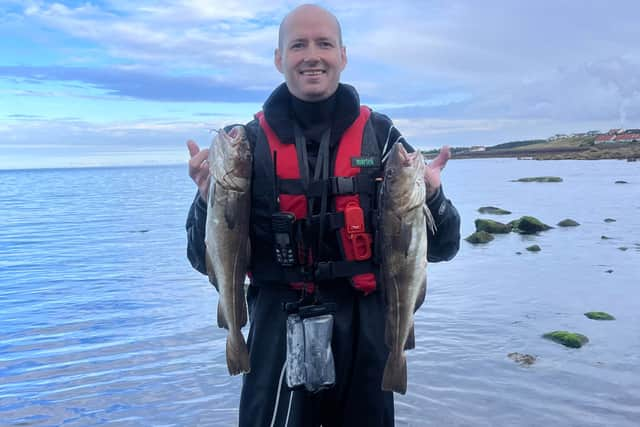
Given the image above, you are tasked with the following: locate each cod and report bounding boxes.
[205,126,252,375]
[379,142,434,394]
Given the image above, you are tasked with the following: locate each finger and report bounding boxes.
[189,148,210,168]
[187,140,200,158]
[430,145,451,170]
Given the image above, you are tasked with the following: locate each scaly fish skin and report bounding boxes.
[205,126,252,375]
[380,142,432,394]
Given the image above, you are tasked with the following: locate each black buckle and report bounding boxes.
[332,177,356,194]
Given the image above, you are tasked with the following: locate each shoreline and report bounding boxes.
[424,142,640,161]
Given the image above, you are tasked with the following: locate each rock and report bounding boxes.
[508,352,536,366]
[618,247,629,251]
[475,218,511,234]
[512,176,563,183]
[557,219,580,227]
[604,218,616,223]
[478,206,512,215]
[605,269,614,273]
[510,216,553,234]
[543,331,589,348]
[584,311,615,321]
[601,235,612,240]
[515,251,522,255]
[464,231,494,244]
[526,245,541,252]
[614,180,628,184]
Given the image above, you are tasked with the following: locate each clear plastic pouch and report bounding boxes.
[285,314,306,389]
[302,314,335,392]
[285,308,335,392]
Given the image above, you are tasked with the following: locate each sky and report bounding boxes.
[1,0,640,169]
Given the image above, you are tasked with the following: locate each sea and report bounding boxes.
[1,159,639,426]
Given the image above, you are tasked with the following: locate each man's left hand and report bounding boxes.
[424,145,451,198]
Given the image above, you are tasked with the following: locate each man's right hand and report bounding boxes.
[187,140,210,203]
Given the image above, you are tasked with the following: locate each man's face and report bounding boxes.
[275,8,347,102]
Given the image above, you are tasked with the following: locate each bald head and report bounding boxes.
[278,4,343,50]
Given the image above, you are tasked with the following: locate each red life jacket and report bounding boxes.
[255,106,379,295]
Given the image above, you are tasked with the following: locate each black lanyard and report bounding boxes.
[293,124,331,261]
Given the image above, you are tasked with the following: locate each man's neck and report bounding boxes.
[290,90,338,139]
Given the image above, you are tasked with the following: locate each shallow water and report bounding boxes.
[1,159,638,426]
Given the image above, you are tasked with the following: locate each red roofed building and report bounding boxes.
[595,134,616,144]
[614,133,640,143]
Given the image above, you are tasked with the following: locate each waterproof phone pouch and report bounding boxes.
[285,314,306,389]
[302,314,335,392]
[285,305,336,392]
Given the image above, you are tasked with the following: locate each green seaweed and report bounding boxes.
[478,206,512,215]
[557,219,580,227]
[584,311,615,321]
[543,331,589,348]
[464,231,494,244]
[475,219,511,234]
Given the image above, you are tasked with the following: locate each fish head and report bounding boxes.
[383,143,426,212]
[211,125,253,190]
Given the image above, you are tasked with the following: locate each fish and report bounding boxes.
[379,142,435,394]
[205,125,252,375]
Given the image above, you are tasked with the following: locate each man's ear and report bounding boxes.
[274,48,284,73]
[340,46,347,71]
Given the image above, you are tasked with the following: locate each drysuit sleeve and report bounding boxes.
[186,192,208,275]
[371,111,461,262]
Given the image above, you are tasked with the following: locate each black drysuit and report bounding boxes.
[186,83,461,427]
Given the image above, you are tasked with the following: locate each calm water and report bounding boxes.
[1,159,639,426]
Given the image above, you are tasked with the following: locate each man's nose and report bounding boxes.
[304,45,320,62]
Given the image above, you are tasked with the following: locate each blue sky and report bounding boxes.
[1,0,639,169]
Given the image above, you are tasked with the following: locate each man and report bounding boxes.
[186,4,460,426]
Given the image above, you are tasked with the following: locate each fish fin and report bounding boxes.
[224,191,238,229]
[381,351,407,394]
[217,302,228,329]
[226,332,250,375]
[205,253,219,291]
[404,324,415,350]
[424,205,437,235]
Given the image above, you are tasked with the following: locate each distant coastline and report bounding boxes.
[423,133,640,161]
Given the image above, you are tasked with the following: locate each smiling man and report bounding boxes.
[186,4,460,426]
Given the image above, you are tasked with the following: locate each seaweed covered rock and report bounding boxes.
[478,206,512,215]
[475,219,511,234]
[614,180,628,184]
[526,245,541,252]
[464,231,494,244]
[509,216,553,234]
[584,311,615,321]
[557,219,580,227]
[604,218,616,223]
[512,176,563,183]
[543,331,589,348]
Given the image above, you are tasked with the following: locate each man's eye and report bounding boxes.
[291,42,304,49]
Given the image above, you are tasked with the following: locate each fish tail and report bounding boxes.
[381,351,407,394]
[226,331,250,376]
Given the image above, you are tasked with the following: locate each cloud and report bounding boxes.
[0,65,270,102]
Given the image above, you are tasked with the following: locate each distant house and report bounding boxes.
[470,145,486,152]
[595,134,616,144]
[614,133,640,143]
